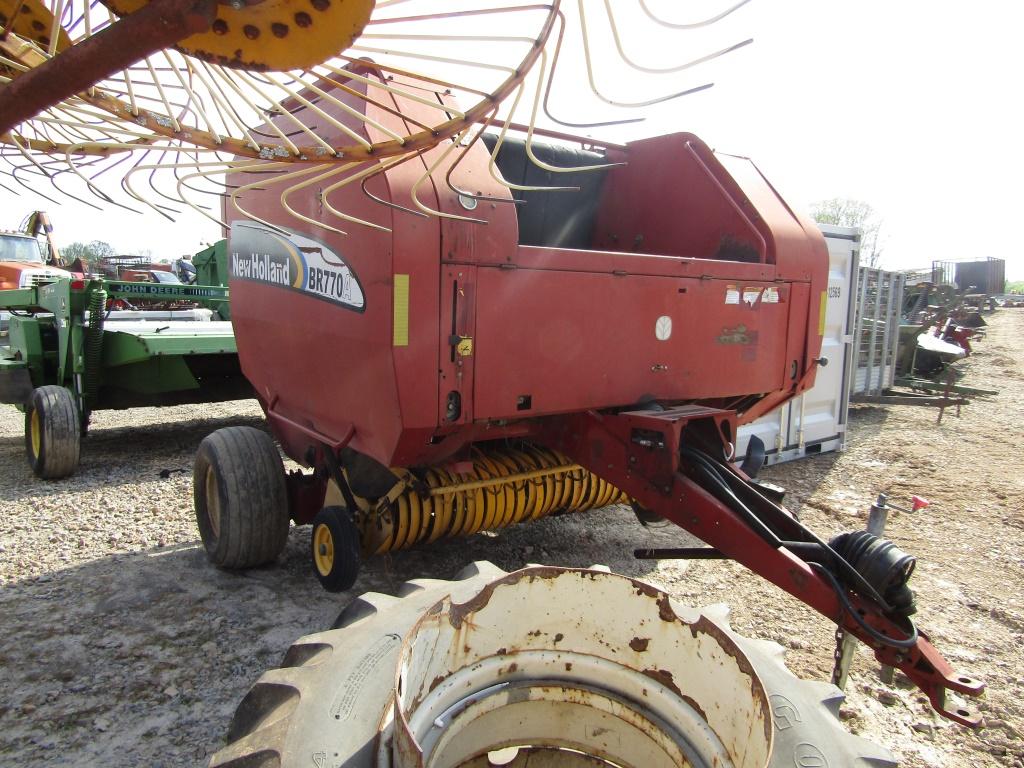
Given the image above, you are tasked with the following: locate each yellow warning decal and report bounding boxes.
[818,290,827,336]
[393,274,410,347]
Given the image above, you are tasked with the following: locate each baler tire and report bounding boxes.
[194,426,290,569]
[25,385,81,480]
[209,562,896,768]
[310,506,360,593]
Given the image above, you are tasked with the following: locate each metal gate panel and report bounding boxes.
[850,267,905,396]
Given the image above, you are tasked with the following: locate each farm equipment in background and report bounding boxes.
[901,260,1007,376]
[932,257,1005,310]
[97,256,172,281]
[898,281,996,400]
[191,242,230,319]
[0,275,248,478]
[851,271,997,410]
[95,257,199,311]
[172,257,198,285]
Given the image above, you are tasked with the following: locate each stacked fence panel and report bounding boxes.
[851,267,905,396]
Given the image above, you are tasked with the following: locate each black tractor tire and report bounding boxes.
[209,562,896,768]
[194,426,290,569]
[25,385,81,480]
[310,506,361,593]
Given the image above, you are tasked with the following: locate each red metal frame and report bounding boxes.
[539,406,984,726]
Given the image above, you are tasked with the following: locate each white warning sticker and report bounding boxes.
[743,286,763,306]
[763,287,780,303]
[725,284,740,304]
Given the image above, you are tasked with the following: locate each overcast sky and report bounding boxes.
[2,0,1021,279]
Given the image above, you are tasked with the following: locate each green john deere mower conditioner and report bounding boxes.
[0,266,250,479]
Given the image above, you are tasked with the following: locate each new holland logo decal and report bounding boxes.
[229,222,365,312]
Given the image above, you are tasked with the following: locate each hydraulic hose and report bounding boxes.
[680,443,919,649]
[680,443,896,612]
[811,563,919,649]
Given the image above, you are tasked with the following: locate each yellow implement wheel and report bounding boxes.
[29,409,41,461]
[311,506,360,592]
[24,385,81,480]
[0,0,72,51]
[100,0,374,71]
[204,466,221,539]
[313,523,334,577]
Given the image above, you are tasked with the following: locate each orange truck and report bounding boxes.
[0,211,70,289]
[0,230,70,290]
[0,215,72,339]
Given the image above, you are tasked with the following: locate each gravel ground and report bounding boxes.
[1,312,1022,767]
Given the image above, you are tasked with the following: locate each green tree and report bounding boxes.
[61,240,116,271]
[810,198,884,268]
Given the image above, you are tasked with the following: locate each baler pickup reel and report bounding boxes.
[537,404,986,727]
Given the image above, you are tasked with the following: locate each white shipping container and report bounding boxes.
[736,224,859,466]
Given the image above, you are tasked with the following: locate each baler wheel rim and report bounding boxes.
[392,496,411,552]
[466,469,488,536]
[478,457,510,530]
[29,410,41,460]
[408,495,425,548]
[313,522,335,578]
[406,493,426,548]
[597,477,618,508]
[498,451,535,521]
[569,464,589,510]
[204,466,221,539]
[481,466,507,526]
[309,506,361,593]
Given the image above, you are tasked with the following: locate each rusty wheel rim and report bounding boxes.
[392,567,773,768]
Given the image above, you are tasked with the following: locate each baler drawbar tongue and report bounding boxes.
[538,404,986,726]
